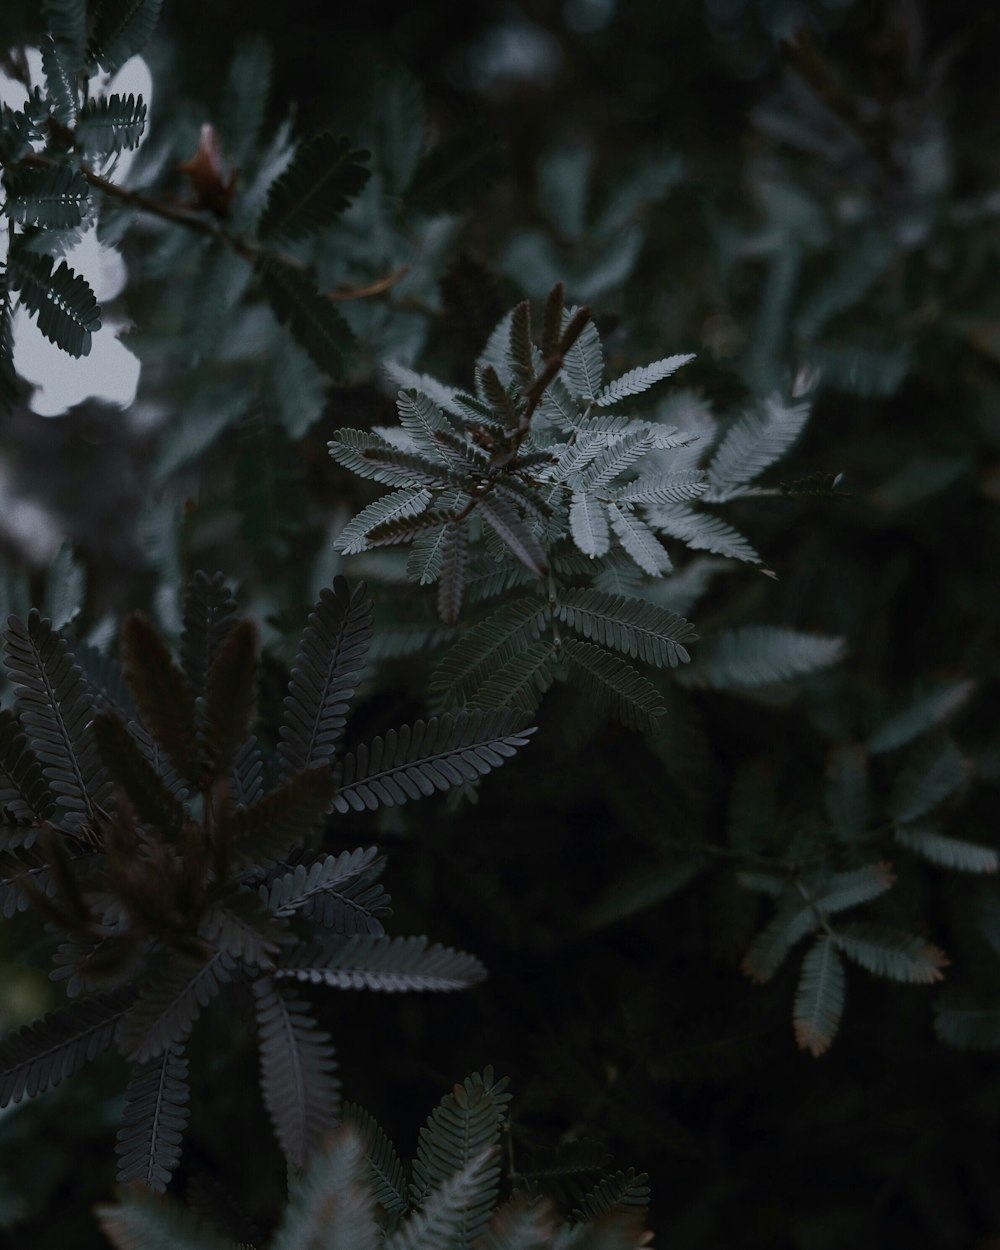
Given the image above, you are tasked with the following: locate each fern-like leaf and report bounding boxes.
[648,505,762,564]
[258,131,369,240]
[232,765,334,866]
[271,1127,376,1250]
[0,987,136,1106]
[593,355,694,407]
[97,1187,229,1250]
[868,681,975,755]
[199,883,289,964]
[199,619,257,776]
[75,93,147,158]
[889,738,968,824]
[436,521,469,626]
[179,572,238,699]
[261,847,390,935]
[253,976,340,1169]
[333,712,535,813]
[120,613,200,786]
[88,0,163,73]
[0,708,54,825]
[469,643,556,713]
[278,577,374,779]
[0,844,58,918]
[4,164,89,229]
[329,429,459,489]
[277,934,486,993]
[3,611,111,831]
[569,494,611,560]
[119,951,236,1063]
[475,1196,556,1250]
[341,1102,410,1216]
[814,862,895,914]
[7,249,101,356]
[409,1068,511,1247]
[895,824,999,873]
[678,626,844,690]
[704,395,810,502]
[741,893,815,983]
[335,490,433,555]
[607,504,672,576]
[571,1169,650,1222]
[559,308,603,399]
[610,470,708,505]
[115,1043,190,1192]
[793,935,845,1057]
[562,640,665,732]
[389,1151,496,1250]
[43,0,86,61]
[834,923,947,983]
[431,598,550,706]
[259,259,354,377]
[91,712,185,835]
[477,495,549,578]
[555,589,695,669]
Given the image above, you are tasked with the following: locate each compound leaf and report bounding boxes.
[555,589,695,668]
[259,132,370,241]
[278,577,374,779]
[793,935,846,1057]
[594,355,695,407]
[562,639,665,733]
[7,249,101,357]
[835,923,947,983]
[4,164,89,230]
[333,711,535,813]
[75,93,147,159]
[259,259,354,378]
[253,976,340,1169]
[0,987,136,1107]
[115,1043,190,1192]
[277,934,485,993]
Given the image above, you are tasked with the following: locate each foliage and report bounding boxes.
[97,1069,652,1249]
[1,1,1000,1247]
[0,573,532,1189]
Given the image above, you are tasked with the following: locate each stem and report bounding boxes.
[18,152,406,300]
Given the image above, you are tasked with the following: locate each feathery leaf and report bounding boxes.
[261,847,389,935]
[555,589,695,668]
[868,681,975,755]
[335,490,433,555]
[278,577,374,779]
[119,951,235,1063]
[678,626,844,690]
[88,0,163,73]
[594,355,695,407]
[431,598,550,705]
[259,132,370,240]
[341,1102,409,1216]
[410,1068,511,1247]
[333,712,535,813]
[562,640,665,733]
[569,494,611,560]
[120,613,200,786]
[895,824,998,873]
[259,259,354,378]
[75,93,147,159]
[607,504,672,576]
[477,494,548,578]
[4,164,89,230]
[253,976,340,1169]
[834,923,947,983]
[3,611,110,831]
[7,249,101,357]
[277,934,486,993]
[115,1043,190,1192]
[793,936,845,1057]
[0,987,136,1107]
[704,395,810,502]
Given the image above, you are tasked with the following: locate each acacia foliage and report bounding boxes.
[0,572,533,1187]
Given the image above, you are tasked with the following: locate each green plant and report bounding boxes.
[96,1068,653,1249]
[0,572,533,1187]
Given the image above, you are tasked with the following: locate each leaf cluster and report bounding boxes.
[0,572,534,1188]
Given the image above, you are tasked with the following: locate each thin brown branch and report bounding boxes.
[326,265,411,302]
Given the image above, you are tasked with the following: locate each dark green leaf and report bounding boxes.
[258,132,370,240]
